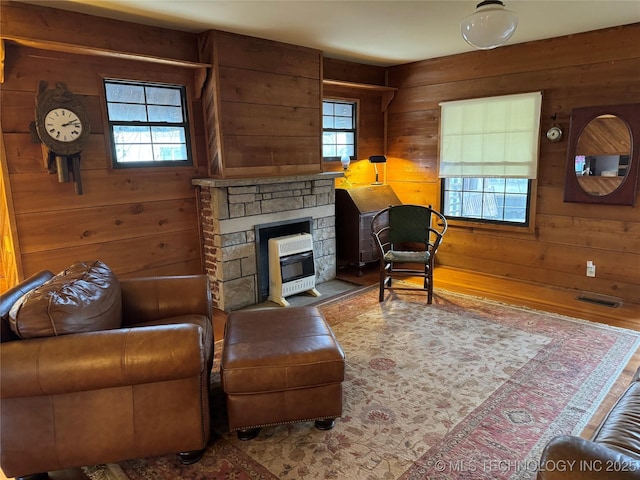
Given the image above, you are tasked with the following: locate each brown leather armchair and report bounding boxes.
[1,265,214,479]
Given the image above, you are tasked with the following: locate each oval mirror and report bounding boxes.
[574,114,631,196]
[564,103,640,206]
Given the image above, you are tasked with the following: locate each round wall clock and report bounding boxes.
[43,107,84,143]
[546,125,563,143]
[35,81,90,156]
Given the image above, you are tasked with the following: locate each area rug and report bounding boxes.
[84,286,640,480]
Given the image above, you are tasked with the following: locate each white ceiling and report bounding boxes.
[17,0,640,66]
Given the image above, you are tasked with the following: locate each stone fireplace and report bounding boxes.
[192,172,341,311]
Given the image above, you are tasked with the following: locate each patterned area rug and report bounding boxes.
[84,286,639,480]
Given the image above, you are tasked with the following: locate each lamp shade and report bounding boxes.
[461,0,517,50]
[369,155,387,163]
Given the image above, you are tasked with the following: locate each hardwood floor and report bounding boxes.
[2,265,638,480]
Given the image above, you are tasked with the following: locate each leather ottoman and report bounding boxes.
[221,306,345,440]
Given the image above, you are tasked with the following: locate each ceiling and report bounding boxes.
[16,0,640,66]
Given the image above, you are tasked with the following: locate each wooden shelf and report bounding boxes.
[2,36,212,69]
[323,79,397,92]
[323,79,398,112]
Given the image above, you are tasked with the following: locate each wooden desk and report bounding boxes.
[335,185,401,272]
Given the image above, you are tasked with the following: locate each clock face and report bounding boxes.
[44,108,83,143]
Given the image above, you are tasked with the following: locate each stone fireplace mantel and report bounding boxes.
[192,172,342,311]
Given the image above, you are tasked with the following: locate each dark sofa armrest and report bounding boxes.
[119,275,211,326]
[0,323,207,398]
[537,435,640,480]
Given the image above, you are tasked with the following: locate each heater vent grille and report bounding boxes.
[576,295,621,308]
[276,234,314,256]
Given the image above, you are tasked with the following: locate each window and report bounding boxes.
[104,79,192,167]
[439,92,542,226]
[322,100,356,161]
[442,177,531,224]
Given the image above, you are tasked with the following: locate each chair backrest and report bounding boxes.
[389,205,433,244]
[372,204,447,253]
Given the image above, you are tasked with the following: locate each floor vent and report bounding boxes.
[576,295,621,308]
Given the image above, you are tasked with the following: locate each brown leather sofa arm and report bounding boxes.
[0,270,55,343]
[119,275,211,326]
[1,323,206,398]
[537,435,640,480]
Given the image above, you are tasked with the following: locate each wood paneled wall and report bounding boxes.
[1,39,208,281]
[199,31,323,178]
[382,24,640,303]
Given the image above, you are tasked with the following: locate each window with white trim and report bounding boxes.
[322,100,356,161]
[439,92,542,226]
[104,79,192,167]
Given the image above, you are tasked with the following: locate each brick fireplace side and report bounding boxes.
[192,173,342,311]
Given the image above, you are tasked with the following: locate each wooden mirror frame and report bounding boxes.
[563,103,640,206]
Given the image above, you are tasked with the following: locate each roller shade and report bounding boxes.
[439,92,542,178]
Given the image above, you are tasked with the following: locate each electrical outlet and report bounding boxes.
[586,261,596,277]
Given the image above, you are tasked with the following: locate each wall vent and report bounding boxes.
[576,295,622,308]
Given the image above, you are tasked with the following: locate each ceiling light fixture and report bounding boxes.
[461,0,518,50]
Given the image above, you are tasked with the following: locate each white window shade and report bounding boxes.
[439,92,542,178]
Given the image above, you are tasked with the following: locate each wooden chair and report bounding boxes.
[371,204,447,303]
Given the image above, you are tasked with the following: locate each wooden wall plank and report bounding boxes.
[215,31,321,79]
[388,58,640,115]
[16,198,198,253]
[219,102,319,136]
[440,229,638,284]
[323,58,386,85]
[117,259,202,279]
[218,66,320,108]
[536,185,639,222]
[20,229,202,278]
[221,164,320,178]
[436,250,638,302]
[536,214,640,253]
[5,134,111,173]
[388,23,640,89]
[198,31,223,178]
[223,136,319,167]
[9,170,197,214]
